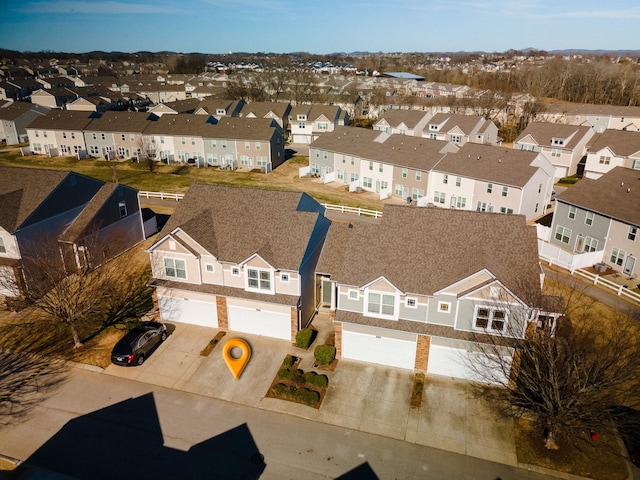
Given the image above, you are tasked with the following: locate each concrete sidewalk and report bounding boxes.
[103,312,518,467]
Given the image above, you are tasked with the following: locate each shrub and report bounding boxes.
[272,383,288,395]
[295,328,314,349]
[296,388,320,406]
[558,175,580,185]
[314,344,336,365]
[282,354,296,368]
[304,371,329,388]
[278,368,305,384]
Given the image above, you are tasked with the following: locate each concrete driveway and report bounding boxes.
[104,316,517,467]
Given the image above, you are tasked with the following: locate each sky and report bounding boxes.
[0,0,638,54]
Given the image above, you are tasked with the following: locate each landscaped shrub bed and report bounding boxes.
[295,328,316,349]
[314,344,336,365]
[267,355,329,408]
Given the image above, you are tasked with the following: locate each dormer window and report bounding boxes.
[429,124,438,131]
[551,138,564,146]
[297,114,307,121]
[216,109,226,115]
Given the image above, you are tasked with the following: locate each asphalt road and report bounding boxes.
[0,367,558,480]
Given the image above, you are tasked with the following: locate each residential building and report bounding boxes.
[0,101,49,145]
[83,111,155,160]
[373,110,432,136]
[289,105,348,144]
[317,205,548,382]
[0,167,144,296]
[540,103,640,133]
[147,184,331,342]
[513,122,595,180]
[25,110,93,157]
[423,113,500,146]
[549,167,640,278]
[583,129,640,179]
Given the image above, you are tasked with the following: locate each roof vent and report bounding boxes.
[498,159,502,163]
[628,188,631,193]
[621,182,625,186]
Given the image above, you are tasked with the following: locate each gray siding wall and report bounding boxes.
[426,296,457,327]
[338,292,363,313]
[309,147,335,175]
[399,302,427,322]
[550,201,610,251]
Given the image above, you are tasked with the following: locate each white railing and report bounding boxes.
[322,204,383,218]
[538,240,604,271]
[571,269,640,305]
[138,191,185,201]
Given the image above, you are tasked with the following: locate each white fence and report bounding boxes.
[322,204,383,218]
[138,191,185,201]
[572,269,640,304]
[538,240,604,272]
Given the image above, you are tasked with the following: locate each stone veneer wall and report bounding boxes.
[290,307,298,345]
[216,296,228,330]
[334,321,342,359]
[414,335,431,372]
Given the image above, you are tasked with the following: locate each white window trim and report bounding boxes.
[437,301,451,313]
[348,289,359,300]
[405,297,417,308]
[473,305,508,334]
[231,267,241,276]
[245,266,275,294]
[163,257,187,280]
[205,263,215,273]
[280,273,290,282]
[364,289,398,320]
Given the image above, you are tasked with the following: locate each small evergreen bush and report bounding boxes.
[314,344,336,365]
[295,328,314,349]
[282,354,296,368]
[304,371,328,388]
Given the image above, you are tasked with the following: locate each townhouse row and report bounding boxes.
[309,127,556,221]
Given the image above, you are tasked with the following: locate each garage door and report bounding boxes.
[158,295,218,328]
[342,324,417,370]
[227,305,291,340]
[428,344,511,384]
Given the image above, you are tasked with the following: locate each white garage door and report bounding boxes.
[158,296,218,328]
[428,344,511,384]
[227,305,291,340]
[342,324,417,370]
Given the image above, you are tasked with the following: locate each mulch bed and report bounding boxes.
[265,354,328,409]
[200,331,226,356]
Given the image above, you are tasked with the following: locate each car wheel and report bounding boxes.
[161,331,167,342]
[136,355,145,366]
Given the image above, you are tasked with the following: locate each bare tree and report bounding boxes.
[137,136,159,173]
[469,280,640,451]
[3,237,153,349]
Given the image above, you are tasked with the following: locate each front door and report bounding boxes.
[623,255,636,276]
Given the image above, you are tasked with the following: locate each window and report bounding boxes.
[245,141,250,150]
[317,122,328,130]
[395,184,404,196]
[633,160,640,170]
[538,183,542,194]
[486,183,493,194]
[379,163,383,173]
[610,247,626,266]
[628,226,637,241]
[499,207,514,214]
[121,134,126,141]
[71,132,75,139]
[190,138,196,145]
[584,237,598,253]
[350,157,354,165]
[231,267,240,276]
[415,171,421,181]
[406,298,417,308]
[101,133,106,140]
[164,258,186,279]
[337,169,344,181]
[551,148,561,157]
[438,302,450,313]
[222,141,227,148]
[451,135,461,143]
[348,290,358,300]
[434,191,445,204]
[369,161,373,171]
[350,172,359,182]
[342,155,346,164]
[62,132,67,138]
[456,176,461,187]
[211,140,217,148]
[0,237,5,254]
[35,131,39,137]
[456,196,466,208]
[412,188,424,200]
[311,163,320,175]
[280,273,289,282]
[255,143,261,150]
[367,292,395,316]
[599,155,611,165]
[585,212,594,226]
[568,206,576,219]
[402,168,407,178]
[118,200,127,217]
[363,177,372,188]
[205,264,214,273]
[181,137,186,145]
[501,186,508,197]
[555,226,571,244]
[89,145,99,155]
[256,156,267,167]
[247,268,271,291]
[92,133,97,140]
[474,306,507,332]
[443,174,448,184]
[130,134,135,142]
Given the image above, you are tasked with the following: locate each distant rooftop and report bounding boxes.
[382,72,425,81]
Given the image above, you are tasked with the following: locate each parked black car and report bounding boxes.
[110,322,167,366]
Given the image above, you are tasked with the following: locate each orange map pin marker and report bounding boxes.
[222,338,251,380]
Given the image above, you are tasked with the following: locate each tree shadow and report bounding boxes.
[336,462,379,479]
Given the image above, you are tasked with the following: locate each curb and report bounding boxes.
[67,361,104,373]
[519,462,593,480]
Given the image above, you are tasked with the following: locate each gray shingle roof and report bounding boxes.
[0,166,69,232]
[26,110,94,131]
[58,183,118,243]
[514,122,592,149]
[556,166,640,226]
[84,111,155,133]
[588,129,640,157]
[158,184,323,270]
[318,204,540,301]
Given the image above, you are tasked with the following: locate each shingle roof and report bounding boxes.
[0,101,37,120]
[144,114,277,141]
[430,114,483,134]
[317,204,540,301]
[555,166,640,226]
[26,110,93,131]
[588,129,640,157]
[0,166,69,232]
[157,184,322,270]
[378,110,430,129]
[84,111,155,133]
[434,143,539,187]
[240,101,290,119]
[514,122,592,149]
[58,183,117,243]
